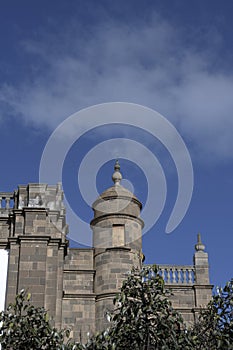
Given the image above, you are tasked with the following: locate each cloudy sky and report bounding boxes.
[0,0,232,288]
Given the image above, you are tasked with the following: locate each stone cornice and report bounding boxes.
[63,269,95,274]
[63,293,96,299]
[90,213,144,228]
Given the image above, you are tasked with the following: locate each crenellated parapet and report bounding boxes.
[0,184,68,243]
[0,183,65,211]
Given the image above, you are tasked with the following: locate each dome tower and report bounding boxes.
[91,160,144,331]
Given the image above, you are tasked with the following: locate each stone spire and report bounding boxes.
[112,160,122,185]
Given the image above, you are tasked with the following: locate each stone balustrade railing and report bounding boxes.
[158,264,195,284]
[0,192,14,209]
[145,264,195,285]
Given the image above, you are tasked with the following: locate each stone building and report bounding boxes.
[0,161,212,342]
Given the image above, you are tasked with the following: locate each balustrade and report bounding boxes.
[158,265,195,284]
[0,192,14,209]
[146,264,195,285]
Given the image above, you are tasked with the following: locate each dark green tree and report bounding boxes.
[191,279,233,349]
[0,289,80,350]
[84,265,194,349]
[1,270,232,350]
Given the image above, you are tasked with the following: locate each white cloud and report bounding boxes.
[0,13,233,161]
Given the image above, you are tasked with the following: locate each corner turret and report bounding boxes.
[91,160,144,331]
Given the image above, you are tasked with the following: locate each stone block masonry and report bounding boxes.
[0,163,212,343]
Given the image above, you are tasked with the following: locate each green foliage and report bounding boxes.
[191,279,233,349]
[0,289,76,350]
[1,271,232,350]
[84,265,194,349]
[83,267,233,350]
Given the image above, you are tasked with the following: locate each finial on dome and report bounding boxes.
[195,233,205,251]
[112,159,122,185]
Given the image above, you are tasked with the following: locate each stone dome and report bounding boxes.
[91,160,142,221]
[93,184,142,208]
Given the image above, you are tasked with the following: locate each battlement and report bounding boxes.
[1,183,64,209]
[0,183,65,212]
[0,184,68,253]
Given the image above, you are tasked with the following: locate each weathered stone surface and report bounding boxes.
[0,178,212,343]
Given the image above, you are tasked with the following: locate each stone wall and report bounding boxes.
[0,185,68,329]
[0,184,213,344]
[62,248,95,342]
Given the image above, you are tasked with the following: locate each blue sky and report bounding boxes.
[0,0,233,288]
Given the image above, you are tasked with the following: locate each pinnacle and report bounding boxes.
[195,233,205,251]
[112,159,122,185]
